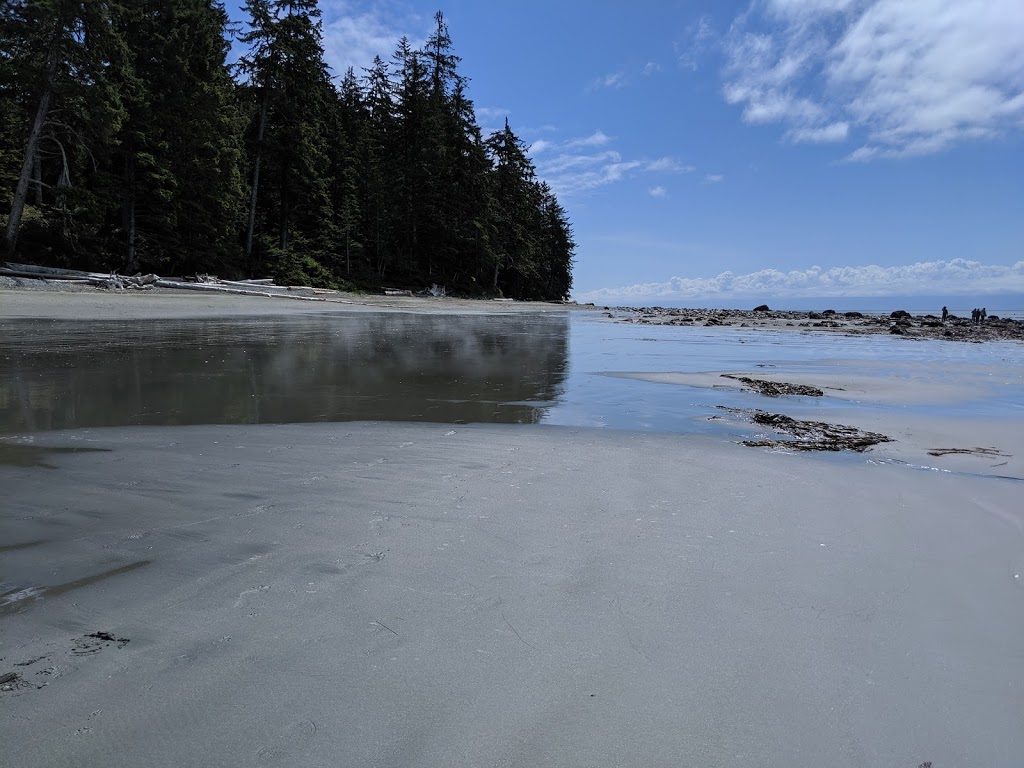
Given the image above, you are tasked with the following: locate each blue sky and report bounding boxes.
[227,0,1024,303]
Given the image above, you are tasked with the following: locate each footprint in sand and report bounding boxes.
[254,719,318,762]
[234,584,271,609]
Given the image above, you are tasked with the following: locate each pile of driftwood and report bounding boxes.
[1,261,160,290]
[0,261,352,303]
[0,262,453,305]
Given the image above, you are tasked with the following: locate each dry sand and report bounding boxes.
[2,423,1022,767]
[0,286,573,320]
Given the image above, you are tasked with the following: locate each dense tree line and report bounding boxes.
[0,1,574,299]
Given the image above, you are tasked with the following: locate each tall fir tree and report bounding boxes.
[2,0,125,258]
[238,0,335,284]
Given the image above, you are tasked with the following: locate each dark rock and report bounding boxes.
[752,304,770,312]
[724,407,893,452]
[721,374,823,397]
[844,311,863,318]
[890,310,911,319]
[822,309,836,315]
[808,312,823,320]
[890,324,906,334]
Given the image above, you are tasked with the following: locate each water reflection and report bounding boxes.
[0,313,569,433]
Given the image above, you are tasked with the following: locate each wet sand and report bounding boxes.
[2,423,1023,767]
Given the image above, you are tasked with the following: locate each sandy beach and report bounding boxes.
[0,284,574,320]
[2,289,1023,767]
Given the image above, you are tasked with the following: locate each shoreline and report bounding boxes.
[2,283,1021,344]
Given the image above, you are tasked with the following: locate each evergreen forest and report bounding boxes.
[0,1,575,300]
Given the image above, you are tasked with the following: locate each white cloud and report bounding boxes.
[528,139,553,155]
[643,62,662,76]
[704,173,725,183]
[591,72,628,90]
[320,3,416,76]
[576,259,1024,302]
[787,121,849,143]
[476,106,511,123]
[648,186,668,198]
[677,15,717,71]
[723,0,1024,157]
[646,157,696,173]
[566,131,613,149]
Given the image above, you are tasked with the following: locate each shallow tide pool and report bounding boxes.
[1,311,1021,437]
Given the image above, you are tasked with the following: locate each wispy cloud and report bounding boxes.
[677,15,717,71]
[648,186,668,198]
[722,0,1024,158]
[643,61,662,76]
[476,106,511,123]
[787,121,849,143]
[704,173,725,184]
[590,71,628,90]
[319,2,422,75]
[528,139,554,155]
[577,259,1024,302]
[566,131,613,149]
[647,157,695,173]
[530,130,695,196]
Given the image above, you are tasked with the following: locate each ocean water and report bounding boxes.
[1,311,1020,440]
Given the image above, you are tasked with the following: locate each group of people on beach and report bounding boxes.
[940,306,987,323]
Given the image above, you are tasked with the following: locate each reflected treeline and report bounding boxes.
[0,313,569,433]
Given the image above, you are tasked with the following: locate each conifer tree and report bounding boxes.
[238,0,335,283]
[486,119,540,296]
[2,0,123,257]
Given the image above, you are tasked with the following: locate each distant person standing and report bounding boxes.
[941,306,949,321]
[971,308,978,323]
[981,307,987,323]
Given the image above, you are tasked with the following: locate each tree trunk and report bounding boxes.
[244,91,269,270]
[4,31,61,255]
[31,148,43,207]
[125,156,137,273]
[279,161,289,252]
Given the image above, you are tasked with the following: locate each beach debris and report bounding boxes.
[0,671,32,693]
[73,631,130,656]
[720,374,824,397]
[718,407,893,452]
[927,447,1009,458]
